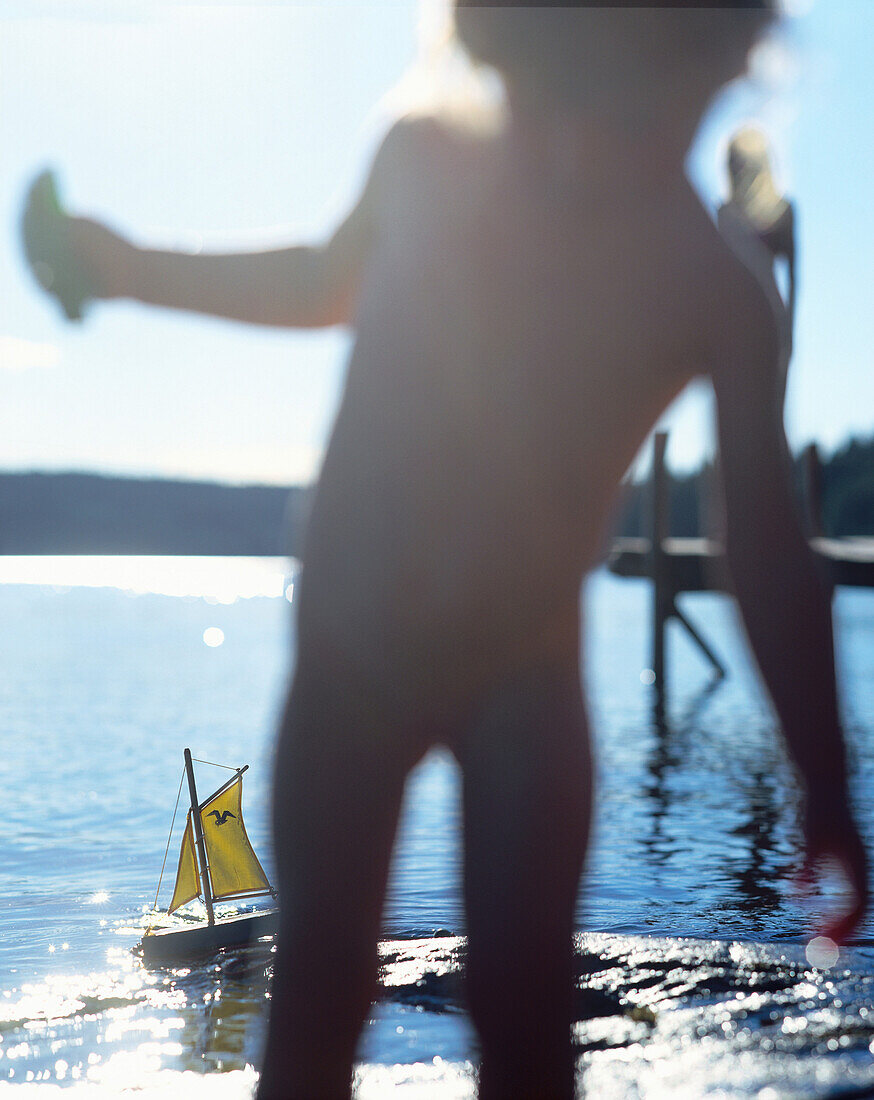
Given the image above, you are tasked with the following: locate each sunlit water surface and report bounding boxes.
[0,558,872,1096]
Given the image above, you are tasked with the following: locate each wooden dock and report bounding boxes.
[608,535,874,592]
[607,432,874,699]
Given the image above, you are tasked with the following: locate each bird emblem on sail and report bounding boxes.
[207,809,236,826]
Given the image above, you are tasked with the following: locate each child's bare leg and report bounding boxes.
[459,663,592,1100]
[257,661,412,1100]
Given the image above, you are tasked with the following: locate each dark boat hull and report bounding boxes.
[140,909,278,965]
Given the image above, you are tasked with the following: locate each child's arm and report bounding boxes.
[712,272,868,942]
[23,125,404,329]
[73,217,367,328]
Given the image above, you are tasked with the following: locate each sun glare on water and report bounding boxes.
[0,556,290,603]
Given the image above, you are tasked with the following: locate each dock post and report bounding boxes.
[647,432,727,702]
[802,442,825,538]
[671,603,726,680]
[650,432,671,698]
[184,748,215,926]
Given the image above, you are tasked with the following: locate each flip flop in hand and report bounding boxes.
[22,169,92,321]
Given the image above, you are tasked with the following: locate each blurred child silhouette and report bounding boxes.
[23,2,868,1097]
[718,126,797,403]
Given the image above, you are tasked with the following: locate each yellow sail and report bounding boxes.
[200,777,272,900]
[168,816,200,914]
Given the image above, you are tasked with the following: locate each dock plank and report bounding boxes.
[607,536,874,592]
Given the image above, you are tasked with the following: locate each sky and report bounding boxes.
[0,0,871,486]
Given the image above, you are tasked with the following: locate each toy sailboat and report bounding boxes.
[140,749,278,964]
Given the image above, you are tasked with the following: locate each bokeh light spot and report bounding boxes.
[806,936,839,970]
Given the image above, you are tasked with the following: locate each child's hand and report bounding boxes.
[21,170,136,320]
[800,793,869,944]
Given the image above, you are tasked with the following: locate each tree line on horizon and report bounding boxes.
[0,434,871,555]
[0,471,310,556]
[614,432,874,541]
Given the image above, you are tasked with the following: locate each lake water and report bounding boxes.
[0,558,872,1097]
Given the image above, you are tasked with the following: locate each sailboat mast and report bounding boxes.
[184,748,215,926]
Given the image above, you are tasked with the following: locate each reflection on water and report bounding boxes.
[3,932,874,1097]
[726,767,786,917]
[0,564,871,1094]
[643,683,792,928]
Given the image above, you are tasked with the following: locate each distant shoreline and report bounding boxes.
[1,434,871,556]
[0,471,311,556]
